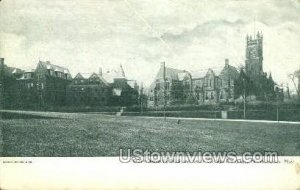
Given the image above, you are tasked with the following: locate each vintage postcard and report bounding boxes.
[0,0,300,189]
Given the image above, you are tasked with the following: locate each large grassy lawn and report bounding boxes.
[0,111,300,156]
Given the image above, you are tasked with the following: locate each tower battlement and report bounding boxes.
[245,31,264,78]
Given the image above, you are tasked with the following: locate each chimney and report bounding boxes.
[225,58,229,66]
[99,67,102,76]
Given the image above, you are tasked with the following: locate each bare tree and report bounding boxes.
[288,69,300,100]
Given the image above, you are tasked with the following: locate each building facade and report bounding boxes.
[16,61,72,109]
[148,32,280,107]
[67,73,111,107]
[245,32,264,78]
[67,65,139,107]
[0,58,24,109]
[148,59,239,107]
[244,32,277,101]
[148,62,193,107]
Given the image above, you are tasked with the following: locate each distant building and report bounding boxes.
[67,64,139,107]
[148,62,192,107]
[102,65,139,106]
[191,68,220,104]
[245,32,264,78]
[67,72,111,106]
[0,58,24,109]
[148,60,239,107]
[218,59,240,102]
[17,61,72,109]
[16,70,38,109]
[244,32,276,101]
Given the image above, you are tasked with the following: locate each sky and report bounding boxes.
[0,0,300,91]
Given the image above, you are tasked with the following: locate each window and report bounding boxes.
[156,82,160,90]
[25,73,32,79]
[220,91,224,99]
[165,82,170,90]
[205,92,209,100]
[205,78,209,87]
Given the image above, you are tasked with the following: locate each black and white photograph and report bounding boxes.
[0,0,300,189]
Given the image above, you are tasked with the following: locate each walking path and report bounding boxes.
[122,115,300,125]
[1,109,300,125]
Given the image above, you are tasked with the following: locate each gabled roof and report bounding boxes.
[219,64,239,79]
[74,72,109,86]
[190,70,207,79]
[38,61,71,75]
[155,66,185,81]
[3,66,24,77]
[90,73,109,86]
[190,66,224,79]
[74,73,91,79]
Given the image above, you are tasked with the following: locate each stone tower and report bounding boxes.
[245,32,263,78]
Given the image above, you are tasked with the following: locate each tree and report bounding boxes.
[234,69,255,99]
[288,69,300,101]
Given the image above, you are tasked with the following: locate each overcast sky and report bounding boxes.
[0,0,300,90]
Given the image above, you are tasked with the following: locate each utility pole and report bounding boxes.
[140,82,144,115]
[275,86,279,122]
[277,92,279,122]
[0,58,5,110]
[243,78,246,119]
[162,61,166,121]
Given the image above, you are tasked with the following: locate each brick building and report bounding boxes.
[148,32,280,107]
[16,61,72,109]
[67,65,139,107]
[0,58,24,109]
[148,62,192,107]
[67,72,111,106]
[148,59,239,107]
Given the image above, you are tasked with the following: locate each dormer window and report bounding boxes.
[24,73,33,79]
[50,70,54,76]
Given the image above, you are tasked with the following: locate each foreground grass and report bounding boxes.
[0,111,300,156]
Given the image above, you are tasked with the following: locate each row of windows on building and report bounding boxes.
[70,87,107,92]
[23,82,44,89]
[149,90,232,102]
[48,70,69,79]
[74,79,104,84]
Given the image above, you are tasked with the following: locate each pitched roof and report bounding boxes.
[75,73,91,79]
[155,66,185,81]
[38,61,71,75]
[219,64,239,79]
[190,70,207,79]
[74,72,109,86]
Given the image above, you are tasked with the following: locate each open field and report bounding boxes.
[0,111,300,156]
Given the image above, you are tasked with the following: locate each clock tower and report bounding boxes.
[245,32,263,78]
